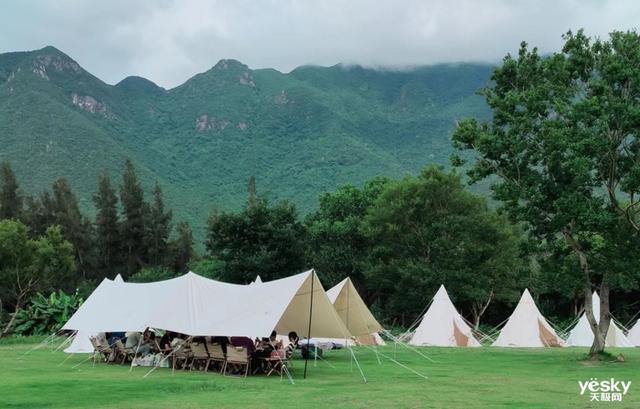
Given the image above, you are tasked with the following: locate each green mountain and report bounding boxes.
[0,46,492,239]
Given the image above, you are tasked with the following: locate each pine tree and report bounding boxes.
[0,161,21,220]
[94,174,121,274]
[168,221,194,273]
[52,178,95,277]
[119,160,146,276]
[23,192,56,237]
[146,181,172,266]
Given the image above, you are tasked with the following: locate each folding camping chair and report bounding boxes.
[114,340,134,364]
[90,336,113,363]
[224,346,250,377]
[206,342,226,373]
[172,341,193,373]
[189,343,210,371]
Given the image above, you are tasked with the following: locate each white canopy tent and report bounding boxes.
[492,289,564,347]
[323,278,385,346]
[566,292,634,347]
[628,320,640,346]
[62,270,351,341]
[409,285,480,347]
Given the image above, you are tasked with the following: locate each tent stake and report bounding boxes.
[304,270,315,379]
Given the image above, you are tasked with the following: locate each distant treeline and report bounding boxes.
[0,158,637,336]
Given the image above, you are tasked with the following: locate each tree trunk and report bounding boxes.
[471,289,493,330]
[589,281,612,356]
[0,297,23,338]
[563,226,607,357]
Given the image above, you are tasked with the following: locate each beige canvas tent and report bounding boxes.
[62,270,350,340]
[566,292,634,347]
[409,285,480,347]
[326,278,385,346]
[492,289,564,347]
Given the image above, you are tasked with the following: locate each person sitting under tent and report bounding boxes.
[107,332,125,347]
[136,330,159,357]
[125,331,141,349]
[252,331,285,373]
[285,331,299,359]
[269,330,283,350]
[159,331,176,355]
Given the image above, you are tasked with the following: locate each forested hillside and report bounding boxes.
[0,46,492,237]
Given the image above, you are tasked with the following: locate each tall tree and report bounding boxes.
[52,179,94,276]
[363,167,524,327]
[452,30,640,355]
[168,221,194,273]
[0,221,75,337]
[119,160,147,276]
[0,161,21,220]
[146,182,172,266]
[93,174,121,274]
[206,199,307,283]
[305,177,389,292]
[23,192,56,237]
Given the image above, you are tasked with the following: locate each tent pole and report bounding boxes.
[129,328,145,372]
[304,270,315,379]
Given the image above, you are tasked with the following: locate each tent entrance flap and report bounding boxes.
[452,321,470,347]
[538,319,562,347]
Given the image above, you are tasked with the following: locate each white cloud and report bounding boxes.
[0,0,637,88]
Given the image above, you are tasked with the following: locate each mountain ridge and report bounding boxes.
[0,45,493,241]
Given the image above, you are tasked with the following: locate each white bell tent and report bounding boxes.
[64,330,94,353]
[628,320,640,346]
[566,292,633,347]
[492,289,564,347]
[326,277,385,346]
[409,285,480,347]
[62,270,350,341]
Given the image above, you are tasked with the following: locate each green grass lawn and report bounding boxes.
[1,337,638,409]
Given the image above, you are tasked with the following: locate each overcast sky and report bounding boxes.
[1,0,638,88]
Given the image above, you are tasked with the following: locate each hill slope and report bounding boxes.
[0,46,492,238]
